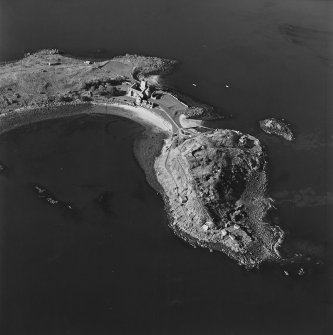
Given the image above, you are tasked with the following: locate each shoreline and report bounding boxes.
[0,101,173,135]
[0,49,287,268]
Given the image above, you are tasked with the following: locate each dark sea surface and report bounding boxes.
[0,0,332,334]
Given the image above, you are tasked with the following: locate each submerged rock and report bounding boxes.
[259,118,294,141]
[94,191,114,214]
[0,161,7,173]
[33,184,74,212]
[298,267,305,276]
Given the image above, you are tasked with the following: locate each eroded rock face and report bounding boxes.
[259,118,294,141]
[155,129,284,268]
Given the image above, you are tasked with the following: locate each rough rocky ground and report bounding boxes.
[155,129,284,268]
[259,118,295,141]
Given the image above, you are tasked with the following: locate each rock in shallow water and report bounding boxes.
[259,118,295,141]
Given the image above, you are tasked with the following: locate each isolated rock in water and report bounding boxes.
[259,118,294,141]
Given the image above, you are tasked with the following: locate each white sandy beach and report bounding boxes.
[102,103,173,133]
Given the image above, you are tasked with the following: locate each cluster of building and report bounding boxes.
[128,80,157,108]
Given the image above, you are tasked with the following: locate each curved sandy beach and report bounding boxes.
[0,102,173,135]
[101,103,173,133]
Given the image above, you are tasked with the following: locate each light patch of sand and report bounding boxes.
[0,102,173,135]
[103,103,173,133]
[179,114,203,128]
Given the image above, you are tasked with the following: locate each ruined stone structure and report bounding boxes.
[128,80,152,103]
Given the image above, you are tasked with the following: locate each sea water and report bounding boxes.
[0,0,332,334]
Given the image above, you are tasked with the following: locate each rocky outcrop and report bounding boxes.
[33,184,75,212]
[259,118,295,141]
[155,129,284,268]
